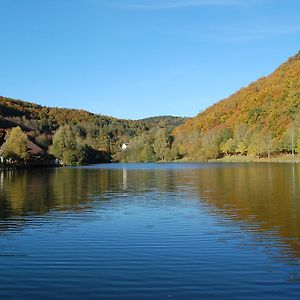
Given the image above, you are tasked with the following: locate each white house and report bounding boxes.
[121,143,129,150]
[0,147,4,163]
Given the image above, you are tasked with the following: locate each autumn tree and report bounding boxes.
[235,141,247,155]
[286,124,297,156]
[220,138,235,156]
[96,132,110,152]
[247,130,273,158]
[296,129,300,155]
[171,52,300,160]
[199,131,220,160]
[2,127,29,162]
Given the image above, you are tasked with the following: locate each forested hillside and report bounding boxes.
[173,51,300,160]
[0,96,185,164]
[140,116,187,128]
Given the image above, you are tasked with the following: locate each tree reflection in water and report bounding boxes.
[0,163,300,258]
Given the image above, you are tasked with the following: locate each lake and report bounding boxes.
[0,163,300,299]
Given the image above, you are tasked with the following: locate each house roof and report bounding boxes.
[26,139,45,156]
[0,138,45,156]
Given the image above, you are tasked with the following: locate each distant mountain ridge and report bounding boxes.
[140,115,188,123]
[0,96,185,126]
[139,116,188,131]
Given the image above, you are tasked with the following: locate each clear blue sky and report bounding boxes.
[0,0,299,119]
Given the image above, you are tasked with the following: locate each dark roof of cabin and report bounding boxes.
[26,139,45,155]
[0,138,45,156]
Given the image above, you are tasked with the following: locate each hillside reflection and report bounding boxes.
[189,163,300,258]
[1,163,300,258]
[0,167,179,220]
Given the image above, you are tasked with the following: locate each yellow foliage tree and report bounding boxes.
[2,127,29,162]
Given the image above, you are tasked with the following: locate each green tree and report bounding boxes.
[119,133,156,163]
[2,127,29,162]
[153,129,171,161]
[140,143,156,162]
[50,125,86,165]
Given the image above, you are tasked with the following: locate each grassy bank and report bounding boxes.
[209,154,300,163]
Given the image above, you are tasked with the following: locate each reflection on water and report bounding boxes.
[196,164,300,257]
[0,163,300,299]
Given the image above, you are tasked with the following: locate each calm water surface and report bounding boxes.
[0,163,300,299]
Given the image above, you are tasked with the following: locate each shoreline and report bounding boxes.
[208,154,300,163]
[1,155,300,169]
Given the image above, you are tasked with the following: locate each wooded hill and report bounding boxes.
[0,96,186,164]
[140,116,187,127]
[173,51,300,160]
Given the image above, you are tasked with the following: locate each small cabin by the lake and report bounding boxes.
[0,137,57,167]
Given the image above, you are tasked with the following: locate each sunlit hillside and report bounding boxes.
[174,51,300,159]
